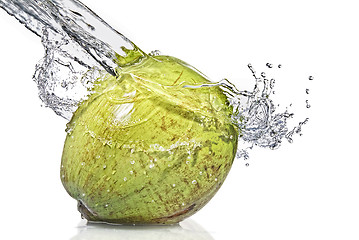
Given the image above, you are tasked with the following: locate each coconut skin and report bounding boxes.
[60,55,238,224]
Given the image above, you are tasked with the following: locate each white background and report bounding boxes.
[0,0,358,239]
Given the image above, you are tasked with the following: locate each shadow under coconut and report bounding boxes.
[70,219,215,240]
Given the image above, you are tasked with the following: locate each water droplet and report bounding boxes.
[130,148,135,154]
[129,170,133,175]
[182,203,185,206]
[151,199,155,203]
[245,163,250,167]
[306,88,310,94]
[266,63,273,68]
[61,174,65,178]
[261,72,266,78]
[186,161,190,164]
[192,180,197,184]
[309,76,314,80]
[172,184,176,187]
[270,78,275,88]
[82,193,86,197]
[149,163,155,169]
[130,160,135,165]
[149,50,161,56]
[214,178,218,182]
[103,165,107,169]
[81,162,85,166]
[105,204,109,208]
[199,171,203,175]
[278,64,282,68]
[96,155,100,159]
[306,100,311,108]
[61,164,64,168]
[123,177,127,181]
[107,189,110,192]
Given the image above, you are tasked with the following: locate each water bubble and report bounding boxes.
[186,161,190,164]
[309,76,314,80]
[130,160,135,165]
[192,180,197,185]
[129,170,134,175]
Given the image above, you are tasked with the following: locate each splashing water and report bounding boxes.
[0,0,311,160]
[0,0,144,119]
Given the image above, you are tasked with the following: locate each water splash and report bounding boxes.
[0,0,311,159]
[0,0,143,119]
[224,64,310,159]
[183,63,311,159]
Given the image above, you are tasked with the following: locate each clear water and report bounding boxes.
[0,0,311,160]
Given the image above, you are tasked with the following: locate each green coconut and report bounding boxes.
[60,55,238,224]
